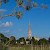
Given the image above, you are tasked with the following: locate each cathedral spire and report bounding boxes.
[28,20,32,40]
[28,20,30,31]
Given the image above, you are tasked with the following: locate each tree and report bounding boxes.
[0,33,5,43]
[0,33,5,50]
[38,38,48,45]
[0,42,3,50]
[31,37,38,45]
[3,0,9,4]
[16,39,19,44]
[19,37,26,44]
[26,38,30,41]
[0,33,4,38]
[48,37,50,44]
[10,36,16,41]
[0,0,48,20]
[0,33,9,44]
[9,36,16,45]
[4,37,9,44]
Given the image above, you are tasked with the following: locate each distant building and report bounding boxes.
[20,41,24,45]
[26,41,29,44]
[26,39,30,45]
[34,37,39,41]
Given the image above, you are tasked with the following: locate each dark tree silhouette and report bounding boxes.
[48,37,50,44]
[9,36,16,45]
[38,38,48,45]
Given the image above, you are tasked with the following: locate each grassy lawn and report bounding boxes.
[7,45,50,50]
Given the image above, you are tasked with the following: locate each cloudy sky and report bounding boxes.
[0,0,50,39]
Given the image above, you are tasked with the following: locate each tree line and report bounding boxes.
[0,33,50,45]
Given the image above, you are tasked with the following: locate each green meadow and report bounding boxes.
[7,45,50,50]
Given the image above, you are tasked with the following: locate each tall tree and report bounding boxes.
[31,37,38,45]
[48,37,50,44]
[9,36,16,45]
[38,38,48,45]
[0,33,5,43]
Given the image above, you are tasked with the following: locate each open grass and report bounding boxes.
[6,45,50,50]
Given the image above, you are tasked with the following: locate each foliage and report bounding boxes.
[38,38,48,45]
[0,33,9,44]
[0,42,3,50]
[0,33,4,38]
[3,0,9,4]
[48,37,50,44]
[9,36,16,45]
[4,37,9,44]
[0,33,50,45]
[10,36,16,41]
[31,37,38,45]
[19,37,26,44]
[26,38,30,41]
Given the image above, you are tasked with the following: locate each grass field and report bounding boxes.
[7,45,50,50]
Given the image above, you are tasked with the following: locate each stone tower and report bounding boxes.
[28,21,32,40]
